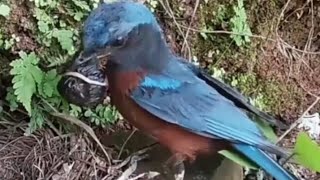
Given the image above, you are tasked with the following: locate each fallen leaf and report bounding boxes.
[298,113,320,139]
[293,132,320,172]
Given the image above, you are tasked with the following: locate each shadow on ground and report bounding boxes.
[100,130,244,180]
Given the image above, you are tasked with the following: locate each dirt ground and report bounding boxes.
[0,0,320,179]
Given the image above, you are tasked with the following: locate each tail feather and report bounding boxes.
[233,144,297,180]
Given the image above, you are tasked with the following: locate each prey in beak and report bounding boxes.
[57,51,109,107]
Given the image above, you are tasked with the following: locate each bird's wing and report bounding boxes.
[178,59,287,129]
[130,60,282,154]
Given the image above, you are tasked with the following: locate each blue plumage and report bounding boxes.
[132,59,276,149]
[234,144,296,180]
[141,75,182,90]
[83,1,158,53]
[82,1,297,180]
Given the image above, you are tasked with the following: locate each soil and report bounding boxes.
[4,0,39,54]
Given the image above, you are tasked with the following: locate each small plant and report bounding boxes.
[0,3,10,17]
[8,51,62,132]
[10,51,45,115]
[1,0,122,134]
[145,0,158,12]
[84,104,120,127]
[0,33,19,50]
[230,0,252,47]
[8,51,121,133]
[210,67,226,81]
[33,6,76,55]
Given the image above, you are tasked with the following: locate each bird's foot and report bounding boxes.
[173,162,185,180]
[163,154,186,180]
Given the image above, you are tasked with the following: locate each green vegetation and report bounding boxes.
[145,0,159,12]
[0,4,10,17]
[230,0,252,47]
[1,0,119,134]
[294,132,320,172]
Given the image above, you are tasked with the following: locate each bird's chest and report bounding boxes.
[106,71,161,131]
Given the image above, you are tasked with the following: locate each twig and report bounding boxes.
[110,144,154,171]
[116,154,149,180]
[181,0,200,60]
[117,128,137,159]
[159,0,192,60]
[51,112,112,166]
[0,136,26,153]
[45,119,63,137]
[274,0,318,82]
[275,0,292,38]
[299,0,314,74]
[116,156,139,180]
[174,21,320,55]
[276,97,320,144]
[128,172,160,180]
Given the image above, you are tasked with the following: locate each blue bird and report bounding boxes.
[60,1,297,180]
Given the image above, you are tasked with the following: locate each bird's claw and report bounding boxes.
[173,162,185,180]
[163,154,186,180]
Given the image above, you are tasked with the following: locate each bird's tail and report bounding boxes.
[233,144,298,180]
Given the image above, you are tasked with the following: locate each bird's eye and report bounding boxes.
[112,36,126,47]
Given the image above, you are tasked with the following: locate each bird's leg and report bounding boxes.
[173,161,185,180]
[163,154,187,180]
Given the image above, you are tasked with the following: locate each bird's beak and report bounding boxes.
[78,46,112,70]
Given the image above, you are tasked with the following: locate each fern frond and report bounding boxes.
[38,69,61,98]
[9,51,44,115]
[25,105,46,135]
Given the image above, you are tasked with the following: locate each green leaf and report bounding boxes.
[84,109,94,117]
[39,69,61,98]
[230,0,252,47]
[33,0,57,8]
[52,29,75,55]
[37,21,49,33]
[293,132,320,172]
[0,4,11,17]
[72,0,91,11]
[10,52,44,115]
[25,106,46,135]
[69,104,82,117]
[34,8,54,25]
[74,12,84,21]
[219,150,258,170]
[255,118,278,143]
[5,87,18,111]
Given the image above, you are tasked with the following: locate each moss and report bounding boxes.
[185,0,303,117]
[193,1,236,67]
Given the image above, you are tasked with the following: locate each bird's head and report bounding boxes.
[80,0,171,72]
[58,1,170,106]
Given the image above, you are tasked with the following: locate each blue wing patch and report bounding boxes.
[130,60,282,153]
[141,75,182,90]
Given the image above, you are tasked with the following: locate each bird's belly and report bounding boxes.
[111,93,229,161]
